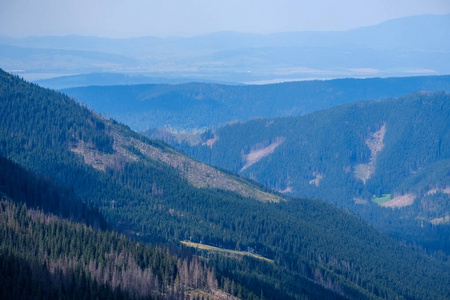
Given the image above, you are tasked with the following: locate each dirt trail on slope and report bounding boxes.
[240,137,285,172]
[354,124,386,184]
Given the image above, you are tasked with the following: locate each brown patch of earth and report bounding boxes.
[380,193,415,208]
[71,122,282,203]
[279,186,293,193]
[426,186,450,195]
[70,140,138,172]
[430,216,450,225]
[240,137,285,172]
[354,124,386,184]
[353,198,369,205]
[185,288,239,300]
[309,172,323,187]
[202,132,219,149]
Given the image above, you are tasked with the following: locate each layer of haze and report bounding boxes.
[1,0,450,38]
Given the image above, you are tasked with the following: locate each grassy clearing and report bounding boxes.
[181,241,273,263]
[373,194,392,204]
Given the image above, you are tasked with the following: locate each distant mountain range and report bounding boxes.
[2,69,450,298]
[1,14,449,83]
[61,75,450,131]
[34,73,237,90]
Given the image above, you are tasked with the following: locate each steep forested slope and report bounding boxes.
[1,69,449,299]
[0,156,234,299]
[62,75,450,131]
[0,199,224,299]
[177,92,450,254]
[0,154,105,229]
[0,155,337,300]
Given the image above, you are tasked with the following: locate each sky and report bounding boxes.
[1,0,449,38]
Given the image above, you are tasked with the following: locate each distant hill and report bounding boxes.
[174,92,450,254]
[2,14,450,83]
[34,72,237,90]
[2,69,450,298]
[62,75,450,131]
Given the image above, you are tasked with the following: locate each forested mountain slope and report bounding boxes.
[62,75,450,131]
[0,156,231,299]
[1,155,338,300]
[176,92,450,254]
[0,200,226,299]
[1,69,449,299]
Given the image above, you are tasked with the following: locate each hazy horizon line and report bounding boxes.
[1,13,447,40]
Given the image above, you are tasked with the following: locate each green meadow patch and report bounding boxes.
[373,194,392,204]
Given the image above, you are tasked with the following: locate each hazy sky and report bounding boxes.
[1,0,449,38]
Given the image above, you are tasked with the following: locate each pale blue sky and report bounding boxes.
[1,0,449,37]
